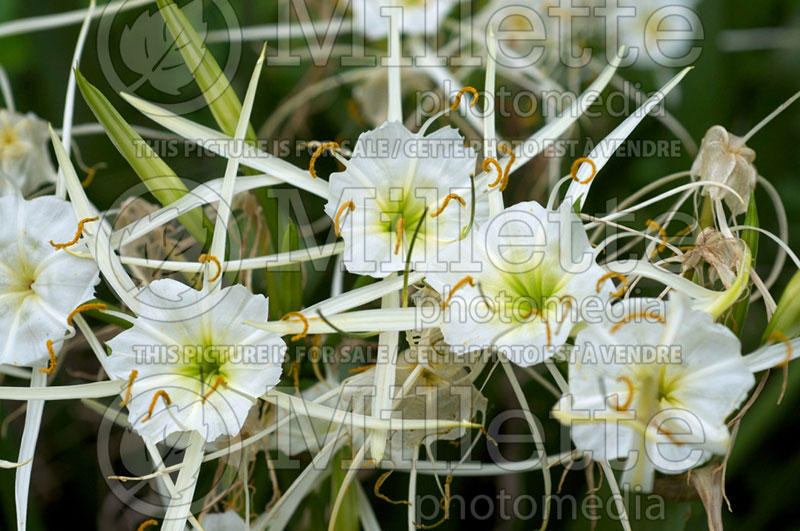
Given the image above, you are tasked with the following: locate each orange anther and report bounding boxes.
[334,201,356,237]
[67,302,108,326]
[40,340,56,375]
[610,312,665,334]
[442,276,475,310]
[483,157,503,188]
[615,376,634,410]
[198,254,222,282]
[137,520,158,531]
[430,193,466,218]
[451,86,479,110]
[142,390,172,422]
[498,145,516,191]
[50,216,99,249]
[120,369,138,407]
[394,218,405,255]
[596,272,628,299]
[570,157,597,185]
[309,141,340,178]
[282,311,310,342]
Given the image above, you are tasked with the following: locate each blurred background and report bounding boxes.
[1,0,799,529]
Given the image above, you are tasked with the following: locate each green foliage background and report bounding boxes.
[1,0,799,529]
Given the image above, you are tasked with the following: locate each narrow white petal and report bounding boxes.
[121,93,329,198]
[564,67,693,209]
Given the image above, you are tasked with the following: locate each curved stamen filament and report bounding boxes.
[198,254,222,282]
[143,390,172,422]
[202,374,226,403]
[610,312,666,333]
[596,272,628,299]
[770,331,793,367]
[646,219,667,254]
[50,216,99,250]
[451,86,479,111]
[282,311,310,342]
[40,340,56,375]
[394,218,405,255]
[430,193,466,218]
[374,470,411,505]
[522,308,552,347]
[615,376,634,410]
[67,302,108,326]
[309,141,340,178]
[483,157,503,188]
[570,157,597,185]
[119,369,138,407]
[498,145,516,192]
[442,275,475,309]
[137,520,158,531]
[334,201,355,237]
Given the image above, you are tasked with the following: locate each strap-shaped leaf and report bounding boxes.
[75,69,210,245]
[156,0,256,142]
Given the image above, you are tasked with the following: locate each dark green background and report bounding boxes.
[1,0,798,529]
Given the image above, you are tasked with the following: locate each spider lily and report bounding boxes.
[324,119,489,277]
[0,110,57,196]
[104,279,287,443]
[0,194,99,368]
[553,293,755,492]
[426,201,614,365]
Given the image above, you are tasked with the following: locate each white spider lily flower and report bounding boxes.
[426,201,614,366]
[0,194,99,367]
[617,0,701,70]
[105,279,286,443]
[0,109,57,196]
[691,125,757,215]
[553,293,755,492]
[325,120,489,277]
[353,0,458,40]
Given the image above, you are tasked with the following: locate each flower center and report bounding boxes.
[0,128,16,147]
[179,343,228,386]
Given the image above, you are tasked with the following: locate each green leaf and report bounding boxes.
[278,219,303,317]
[155,0,256,142]
[729,194,759,337]
[329,447,359,531]
[763,269,800,342]
[74,70,211,246]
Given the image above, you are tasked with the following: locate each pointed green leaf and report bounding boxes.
[155,0,256,142]
[75,69,211,245]
[764,269,800,342]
